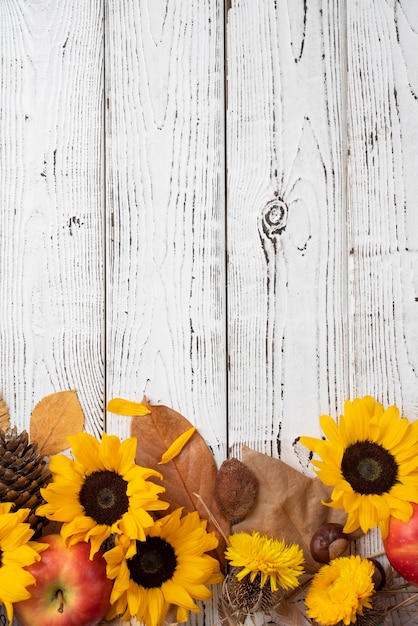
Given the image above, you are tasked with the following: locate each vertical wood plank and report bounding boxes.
[347,0,418,417]
[346,7,418,616]
[105,0,226,451]
[0,1,104,625]
[0,1,104,433]
[226,0,348,468]
[105,2,226,623]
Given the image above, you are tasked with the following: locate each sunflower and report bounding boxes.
[304,555,375,625]
[37,432,169,557]
[0,502,48,622]
[105,508,223,625]
[224,531,304,592]
[300,396,418,538]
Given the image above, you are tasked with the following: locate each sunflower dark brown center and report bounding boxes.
[341,440,398,495]
[79,470,129,525]
[128,536,177,589]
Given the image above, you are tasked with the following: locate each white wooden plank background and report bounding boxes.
[1,1,417,625]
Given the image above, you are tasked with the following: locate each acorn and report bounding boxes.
[310,522,350,563]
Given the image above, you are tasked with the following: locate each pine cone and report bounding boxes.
[0,427,51,536]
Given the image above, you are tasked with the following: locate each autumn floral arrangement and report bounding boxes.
[1,393,418,626]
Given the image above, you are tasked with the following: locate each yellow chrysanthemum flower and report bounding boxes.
[0,502,48,622]
[224,531,304,592]
[300,396,418,538]
[105,508,223,626]
[37,432,169,558]
[305,555,375,625]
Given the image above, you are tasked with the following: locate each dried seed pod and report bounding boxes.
[220,567,283,621]
[0,427,51,536]
[214,458,259,521]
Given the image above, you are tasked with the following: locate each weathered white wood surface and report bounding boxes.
[0,0,105,441]
[346,0,418,414]
[226,0,349,472]
[104,0,227,466]
[105,3,226,623]
[1,0,417,625]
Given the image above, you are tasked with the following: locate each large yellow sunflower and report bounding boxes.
[37,432,169,557]
[0,502,48,622]
[105,508,223,625]
[304,555,375,625]
[300,396,418,538]
[224,531,304,592]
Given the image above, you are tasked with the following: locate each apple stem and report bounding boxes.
[56,589,64,613]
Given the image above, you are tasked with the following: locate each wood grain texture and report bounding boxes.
[346,6,418,619]
[105,0,227,461]
[347,0,418,417]
[1,0,418,625]
[226,0,349,469]
[0,0,105,439]
[104,4,226,622]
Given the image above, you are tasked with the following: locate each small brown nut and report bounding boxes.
[369,558,386,590]
[214,458,259,521]
[310,523,350,563]
[328,537,350,560]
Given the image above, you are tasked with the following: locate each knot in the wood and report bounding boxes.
[261,199,288,239]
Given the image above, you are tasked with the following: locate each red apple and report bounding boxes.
[14,534,113,626]
[383,502,418,586]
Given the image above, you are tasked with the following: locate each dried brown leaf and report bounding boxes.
[30,390,85,456]
[233,447,347,574]
[0,396,10,431]
[131,398,230,569]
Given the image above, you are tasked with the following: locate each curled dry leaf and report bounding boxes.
[131,398,230,569]
[0,395,10,431]
[30,390,85,456]
[233,447,347,575]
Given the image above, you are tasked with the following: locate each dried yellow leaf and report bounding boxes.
[106,398,151,416]
[30,390,85,456]
[0,396,10,431]
[159,426,196,464]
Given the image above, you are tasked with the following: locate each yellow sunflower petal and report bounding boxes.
[318,414,341,443]
[378,517,390,540]
[68,432,102,469]
[162,580,198,611]
[176,606,189,622]
[0,504,50,624]
[105,508,222,624]
[301,395,418,535]
[99,432,127,471]
[146,587,167,626]
[2,544,41,567]
[0,565,35,601]
[0,503,13,515]
[159,427,196,464]
[126,579,142,617]
[39,430,169,556]
[0,513,29,540]
[114,436,137,475]
[107,398,151,416]
[47,454,83,482]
